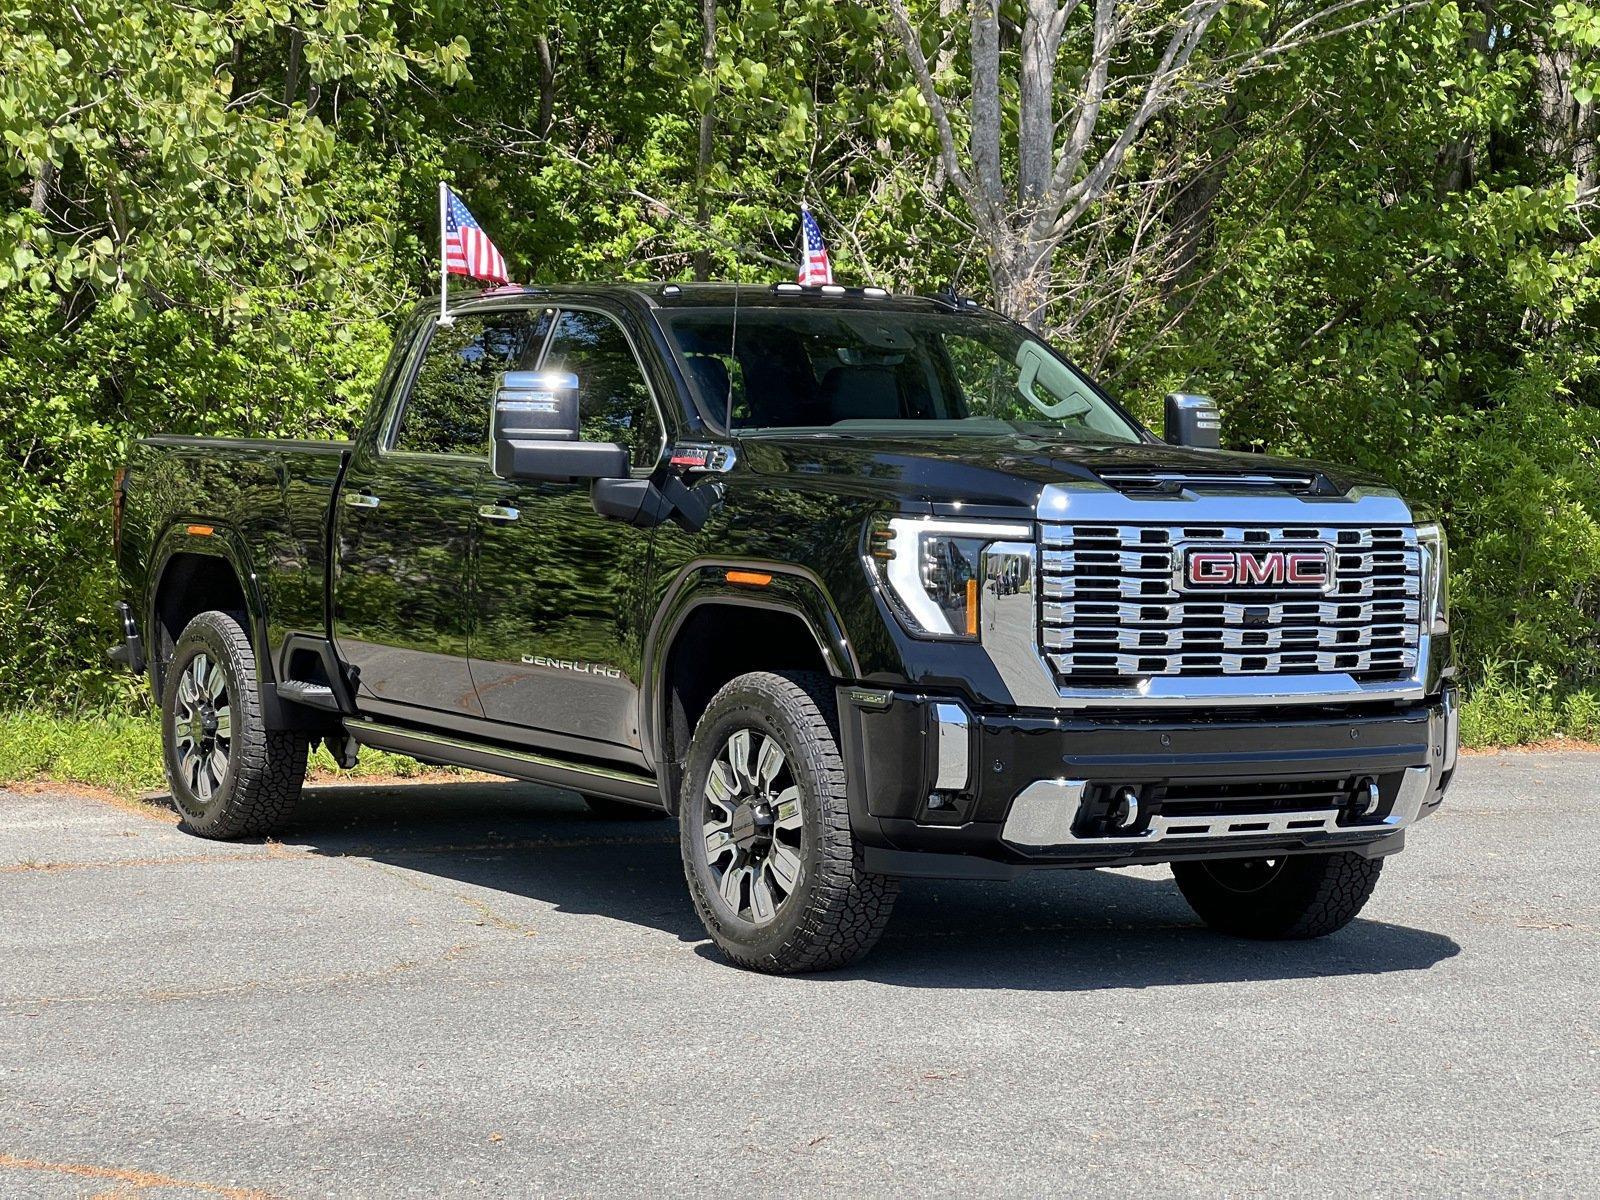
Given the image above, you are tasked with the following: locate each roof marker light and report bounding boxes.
[820,284,845,295]
[773,282,803,293]
[661,284,681,296]
[863,286,889,297]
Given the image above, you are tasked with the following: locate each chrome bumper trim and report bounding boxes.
[1000,766,1431,851]
[931,702,970,791]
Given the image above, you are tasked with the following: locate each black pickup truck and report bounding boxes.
[113,283,1458,972]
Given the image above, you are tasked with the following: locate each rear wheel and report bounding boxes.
[679,670,898,973]
[1172,851,1384,939]
[161,610,307,839]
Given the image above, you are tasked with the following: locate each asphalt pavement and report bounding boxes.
[1,752,1595,1197]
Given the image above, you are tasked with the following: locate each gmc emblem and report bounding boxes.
[1181,546,1333,591]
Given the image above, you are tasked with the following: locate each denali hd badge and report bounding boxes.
[1178,544,1334,592]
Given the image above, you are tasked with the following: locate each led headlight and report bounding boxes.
[866,517,1031,639]
[1416,520,1449,635]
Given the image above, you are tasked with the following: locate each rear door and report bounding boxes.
[469,304,666,753]
[334,306,548,716]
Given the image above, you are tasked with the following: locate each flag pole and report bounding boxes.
[437,181,454,327]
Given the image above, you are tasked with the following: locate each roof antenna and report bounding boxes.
[724,277,740,434]
[943,242,974,306]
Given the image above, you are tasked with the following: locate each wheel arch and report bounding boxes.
[643,561,858,813]
[146,522,271,700]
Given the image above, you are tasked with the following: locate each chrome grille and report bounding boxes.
[1039,523,1421,681]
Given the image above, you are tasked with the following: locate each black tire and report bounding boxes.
[581,795,668,820]
[160,610,307,839]
[679,670,898,973]
[1172,851,1384,939]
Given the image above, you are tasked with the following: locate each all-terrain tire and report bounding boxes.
[680,670,898,973]
[1172,851,1384,939]
[161,610,308,839]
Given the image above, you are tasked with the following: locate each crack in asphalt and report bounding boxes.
[0,1152,278,1198]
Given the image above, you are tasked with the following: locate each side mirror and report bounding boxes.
[491,370,629,482]
[1164,392,1221,449]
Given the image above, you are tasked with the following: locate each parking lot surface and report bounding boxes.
[1,752,1596,1197]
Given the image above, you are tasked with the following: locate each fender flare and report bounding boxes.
[640,559,859,771]
[146,520,274,691]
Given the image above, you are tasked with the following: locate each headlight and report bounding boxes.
[865,517,1031,639]
[1416,521,1449,635]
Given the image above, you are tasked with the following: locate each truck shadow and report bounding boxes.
[283,779,1460,992]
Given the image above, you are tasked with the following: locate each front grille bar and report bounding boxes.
[1038,521,1422,684]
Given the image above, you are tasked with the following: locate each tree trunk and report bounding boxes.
[29,161,55,214]
[535,36,556,138]
[693,0,717,281]
[989,234,1056,330]
[284,28,303,107]
[1167,93,1246,296]
[1533,32,1597,203]
[1017,0,1055,203]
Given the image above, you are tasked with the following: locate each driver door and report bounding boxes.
[469,305,666,755]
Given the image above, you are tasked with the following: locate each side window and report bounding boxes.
[394,310,550,456]
[540,310,663,470]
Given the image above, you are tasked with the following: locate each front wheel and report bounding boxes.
[161,610,307,839]
[1172,851,1384,939]
[679,671,898,973]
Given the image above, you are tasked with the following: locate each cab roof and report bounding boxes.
[431,281,988,317]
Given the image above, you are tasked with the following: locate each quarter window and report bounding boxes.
[395,310,550,456]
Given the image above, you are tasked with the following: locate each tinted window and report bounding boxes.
[396,310,550,455]
[541,310,662,470]
[662,309,1140,443]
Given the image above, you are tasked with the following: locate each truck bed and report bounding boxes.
[118,435,352,661]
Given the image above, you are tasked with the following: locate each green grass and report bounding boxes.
[1457,663,1600,749]
[4,675,1597,799]
[0,710,450,795]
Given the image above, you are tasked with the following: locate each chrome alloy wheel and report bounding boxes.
[701,728,804,925]
[173,652,232,803]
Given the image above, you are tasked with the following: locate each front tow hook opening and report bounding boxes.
[1109,786,1141,832]
[1338,775,1383,825]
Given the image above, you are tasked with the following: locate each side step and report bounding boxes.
[275,680,342,711]
[344,719,664,809]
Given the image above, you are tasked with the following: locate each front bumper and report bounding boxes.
[838,684,1458,880]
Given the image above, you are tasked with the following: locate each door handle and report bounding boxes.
[343,492,381,509]
[479,505,520,522]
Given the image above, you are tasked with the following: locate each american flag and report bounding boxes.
[796,206,833,287]
[443,186,509,285]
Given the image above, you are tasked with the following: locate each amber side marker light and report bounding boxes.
[186,524,215,537]
[966,578,980,636]
[726,569,773,587]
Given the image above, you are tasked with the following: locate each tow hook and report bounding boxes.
[1109,787,1141,831]
[1352,776,1381,819]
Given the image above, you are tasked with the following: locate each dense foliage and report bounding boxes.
[2,0,1596,714]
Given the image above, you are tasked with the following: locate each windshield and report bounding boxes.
[661,307,1143,442]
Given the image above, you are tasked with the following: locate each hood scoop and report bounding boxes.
[1095,466,1335,497]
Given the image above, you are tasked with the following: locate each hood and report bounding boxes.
[734,431,1390,512]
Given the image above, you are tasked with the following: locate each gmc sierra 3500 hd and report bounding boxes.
[112,283,1458,973]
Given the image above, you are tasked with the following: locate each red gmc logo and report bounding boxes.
[1183,547,1332,590]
